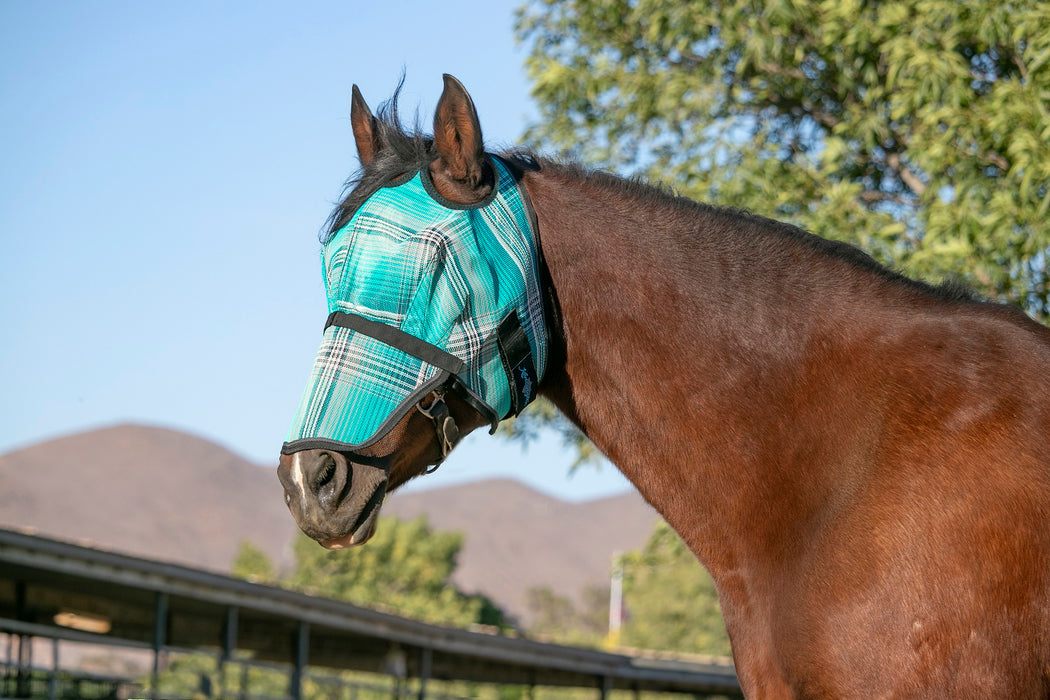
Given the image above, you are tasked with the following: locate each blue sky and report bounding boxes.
[0,2,631,501]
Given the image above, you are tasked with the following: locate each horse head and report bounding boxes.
[278,76,546,548]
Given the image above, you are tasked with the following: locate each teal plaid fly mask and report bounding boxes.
[283,156,547,454]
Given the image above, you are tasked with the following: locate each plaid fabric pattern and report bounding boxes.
[283,156,547,452]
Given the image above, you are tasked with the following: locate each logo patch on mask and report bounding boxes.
[497,311,538,417]
[518,366,534,405]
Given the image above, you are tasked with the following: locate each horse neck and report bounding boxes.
[522,163,905,575]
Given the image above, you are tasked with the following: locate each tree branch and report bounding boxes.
[757,61,808,82]
[764,92,843,129]
[886,152,927,197]
[858,190,909,206]
[982,148,1009,172]
[1013,53,1029,82]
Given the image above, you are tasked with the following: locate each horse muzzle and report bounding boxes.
[277,449,389,548]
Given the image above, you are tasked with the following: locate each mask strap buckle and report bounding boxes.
[416,391,460,473]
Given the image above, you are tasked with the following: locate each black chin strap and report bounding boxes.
[416,390,461,473]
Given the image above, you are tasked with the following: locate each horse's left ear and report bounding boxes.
[351,84,382,166]
[432,74,486,187]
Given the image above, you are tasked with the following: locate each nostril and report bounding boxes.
[314,452,351,510]
[315,453,336,490]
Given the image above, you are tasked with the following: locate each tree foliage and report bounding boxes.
[525,585,609,645]
[619,522,731,656]
[517,0,1050,319]
[231,540,276,584]
[522,523,730,657]
[229,518,503,629]
[497,396,603,470]
[287,516,504,628]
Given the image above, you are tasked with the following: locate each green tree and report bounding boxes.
[525,584,609,645]
[619,522,731,656]
[498,395,602,470]
[288,516,504,628]
[231,540,276,583]
[516,0,1050,319]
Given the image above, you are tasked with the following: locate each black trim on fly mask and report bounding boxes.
[419,155,501,211]
[496,312,538,417]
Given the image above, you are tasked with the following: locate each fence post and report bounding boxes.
[417,647,432,700]
[48,636,59,700]
[151,591,169,698]
[219,606,238,698]
[289,620,309,700]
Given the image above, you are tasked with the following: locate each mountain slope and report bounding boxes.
[0,424,660,623]
[0,424,297,572]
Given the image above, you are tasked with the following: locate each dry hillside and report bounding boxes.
[0,424,660,623]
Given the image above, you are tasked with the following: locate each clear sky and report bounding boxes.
[0,1,632,501]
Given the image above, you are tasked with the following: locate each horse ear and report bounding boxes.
[432,74,486,186]
[351,84,382,166]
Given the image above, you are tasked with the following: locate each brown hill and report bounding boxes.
[0,424,660,624]
[0,424,297,572]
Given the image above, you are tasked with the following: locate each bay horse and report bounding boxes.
[278,75,1050,697]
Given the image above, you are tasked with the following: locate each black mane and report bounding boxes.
[542,159,979,305]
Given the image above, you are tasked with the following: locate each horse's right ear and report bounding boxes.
[432,74,486,187]
[351,85,382,166]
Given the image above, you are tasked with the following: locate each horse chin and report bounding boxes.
[316,469,388,548]
[322,507,381,549]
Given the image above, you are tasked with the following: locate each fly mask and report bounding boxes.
[282,155,547,458]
